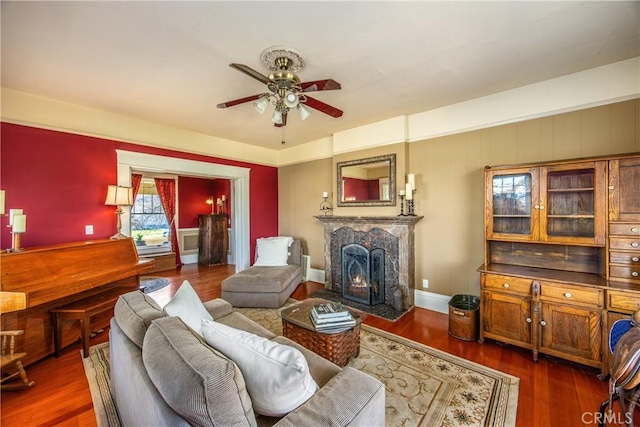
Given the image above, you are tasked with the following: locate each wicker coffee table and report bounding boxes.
[280,298,363,367]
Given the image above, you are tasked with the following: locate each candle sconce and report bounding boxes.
[319,192,333,215]
[398,193,406,216]
[6,208,26,252]
[407,190,417,216]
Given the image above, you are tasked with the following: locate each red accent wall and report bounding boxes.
[178,177,231,228]
[0,123,277,261]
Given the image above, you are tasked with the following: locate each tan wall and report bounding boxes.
[279,99,640,292]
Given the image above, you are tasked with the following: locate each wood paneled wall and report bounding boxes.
[278,99,640,296]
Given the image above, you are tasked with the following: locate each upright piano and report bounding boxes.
[1,239,154,365]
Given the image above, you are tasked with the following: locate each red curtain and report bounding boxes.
[154,178,182,267]
[131,173,143,199]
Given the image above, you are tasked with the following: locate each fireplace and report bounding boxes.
[341,244,385,305]
[316,215,423,311]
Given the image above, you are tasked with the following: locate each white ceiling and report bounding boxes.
[2,1,639,150]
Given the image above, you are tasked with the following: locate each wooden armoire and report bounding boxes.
[198,214,228,266]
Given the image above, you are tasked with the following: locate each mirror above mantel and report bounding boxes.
[337,154,396,207]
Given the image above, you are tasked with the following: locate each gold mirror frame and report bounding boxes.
[337,154,396,207]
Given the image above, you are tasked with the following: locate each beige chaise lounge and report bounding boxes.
[221,239,303,308]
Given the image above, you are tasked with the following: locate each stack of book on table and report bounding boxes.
[310,302,356,333]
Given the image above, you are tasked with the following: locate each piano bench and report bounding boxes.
[50,296,118,358]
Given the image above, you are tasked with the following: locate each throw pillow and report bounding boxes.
[202,318,318,417]
[253,236,293,267]
[163,280,213,336]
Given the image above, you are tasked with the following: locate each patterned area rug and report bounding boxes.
[83,304,519,427]
[138,276,170,293]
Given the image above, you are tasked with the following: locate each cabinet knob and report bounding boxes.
[632,242,639,248]
[609,185,615,190]
[526,317,532,323]
[534,204,540,209]
[503,283,510,289]
[540,320,547,327]
[632,257,640,263]
[563,292,572,298]
[631,227,639,233]
[632,272,639,277]
[539,205,545,210]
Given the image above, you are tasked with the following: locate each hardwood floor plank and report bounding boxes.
[1,264,610,427]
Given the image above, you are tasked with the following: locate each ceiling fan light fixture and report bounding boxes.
[253,96,269,114]
[284,90,299,108]
[271,109,283,124]
[298,104,311,120]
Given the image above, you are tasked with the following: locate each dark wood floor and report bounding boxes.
[1,264,615,427]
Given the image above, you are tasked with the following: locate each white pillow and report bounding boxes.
[253,236,293,267]
[163,280,213,336]
[201,318,318,416]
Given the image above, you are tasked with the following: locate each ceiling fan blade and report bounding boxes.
[301,79,341,92]
[216,94,263,109]
[230,63,271,85]
[274,111,288,127]
[303,96,343,118]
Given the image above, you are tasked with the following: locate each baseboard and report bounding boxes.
[414,289,452,314]
[308,268,325,284]
[180,254,198,265]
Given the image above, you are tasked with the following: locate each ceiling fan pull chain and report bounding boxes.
[281,126,286,145]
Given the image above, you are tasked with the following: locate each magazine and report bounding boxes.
[312,302,349,319]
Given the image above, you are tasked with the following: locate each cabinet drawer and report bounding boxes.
[482,274,531,294]
[610,223,640,236]
[610,265,640,281]
[609,237,640,251]
[607,290,640,313]
[609,251,640,265]
[539,282,604,307]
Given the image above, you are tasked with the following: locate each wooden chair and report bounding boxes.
[1,330,35,390]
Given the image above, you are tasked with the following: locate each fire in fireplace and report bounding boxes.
[341,243,385,305]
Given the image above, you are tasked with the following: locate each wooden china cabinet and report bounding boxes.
[478,153,640,375]
[198,214,228,266]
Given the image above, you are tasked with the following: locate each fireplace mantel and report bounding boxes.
[315,216,424,226]
[315,215,423,310]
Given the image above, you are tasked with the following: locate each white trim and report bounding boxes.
[181,253,199,265]
[308,267,325,285]
[407,57,640,142]
[116,150,251,272]
[414,289,452,315]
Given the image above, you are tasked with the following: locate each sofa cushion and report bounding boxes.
[253,236,293,266]
[202,318,318,417]
[163,280,213,336]
[113,290,165,348]
[143,316,257,427]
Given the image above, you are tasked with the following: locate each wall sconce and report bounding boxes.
[320,192,333,215]
[7,208,26,252]
[105,185,133,240]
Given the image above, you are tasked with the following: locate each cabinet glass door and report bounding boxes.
[540,162,606,245]
[487,168,538,240]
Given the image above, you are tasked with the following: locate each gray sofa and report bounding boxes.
[110,290,385,427]
[221,239,303,308]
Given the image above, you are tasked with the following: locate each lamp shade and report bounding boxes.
[284,91,299,108]
[253,96,269,114]
[105,185,133,206]
[271,109,283,124]
[298,104,311,120]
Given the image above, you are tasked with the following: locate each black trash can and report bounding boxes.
[448,294,480,341]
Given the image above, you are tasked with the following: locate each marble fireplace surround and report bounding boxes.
[315,216,423,310]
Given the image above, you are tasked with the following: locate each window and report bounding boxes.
[131,178,171,254]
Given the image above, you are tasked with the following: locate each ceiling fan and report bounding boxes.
[217,46,343,127]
